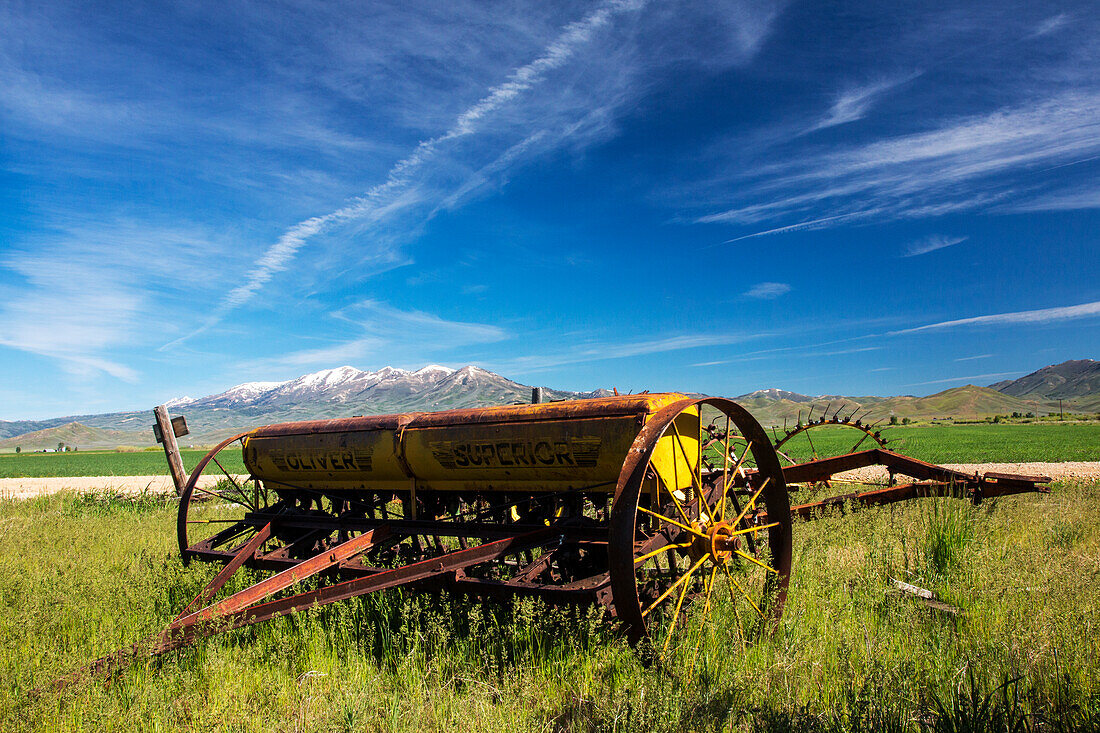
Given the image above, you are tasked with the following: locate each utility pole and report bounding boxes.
[1058,398,1064,421]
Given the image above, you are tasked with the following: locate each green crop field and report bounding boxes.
[2,480,1098,731]
[0,449,247,479]
[772,421,1100,465]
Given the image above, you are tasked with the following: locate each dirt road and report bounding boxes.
[833,461,1100,484]
[0,474,248,501]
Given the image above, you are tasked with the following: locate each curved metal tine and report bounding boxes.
[671,421,713,519]
[848,431,872,454]
[804,425,820,461]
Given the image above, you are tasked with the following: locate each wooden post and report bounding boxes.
[154,405,188,496]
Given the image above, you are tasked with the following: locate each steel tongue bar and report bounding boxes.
[159,527,562,653]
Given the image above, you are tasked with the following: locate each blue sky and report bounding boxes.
[1,0,1098,419]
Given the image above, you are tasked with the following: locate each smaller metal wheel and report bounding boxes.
[773,410,889,491]
[177,433,281,564]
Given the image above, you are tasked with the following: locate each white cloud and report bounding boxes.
[1031,13,1068,38]
[252,300,508,372]
[743,282,791,299]
[1008,186,1100,212]
[810,74,920,132]
[698,91,1100,231]
[891,301,1100,334]
[494,333,755,374]
[0,220,236,379]
[904,372,1021,387]
[954,353,994,361]
[179,0,652,344]
[903,234,968,257]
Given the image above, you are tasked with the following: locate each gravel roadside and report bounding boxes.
[0,475,249,501]
[832,461,1100,484]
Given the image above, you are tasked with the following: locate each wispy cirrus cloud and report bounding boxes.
[492,333,759,375]
[0,220,238,379]
[176,0,653,345]
[696,90,1100,233]
[809,73,921,132]
[903,234,968,257]
[904,372,1021,387]
[1031,13,1069,38]
[247,300,507,373]
[743,282,791,299]
[891,300,1100,334]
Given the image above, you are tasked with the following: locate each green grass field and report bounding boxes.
[773,421,1100,464]
[1,480,1097,731]
[0,449,247,479]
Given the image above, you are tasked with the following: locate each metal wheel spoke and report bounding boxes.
[662,567,695,652]
[719,440,754,522]
[190,484,251,508]
[720,416,731,517]
[730,520,780,537]
[734,550,777,574]
[687,565,720,677]
[672,422,712,518]
[729,476,770,529]
[724,562,766,620]
[656,473,694,528]
[642,554,708,618]
[634,541,692,565]
[637,507,708,541]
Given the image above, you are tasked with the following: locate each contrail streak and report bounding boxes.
[167,0,647,347]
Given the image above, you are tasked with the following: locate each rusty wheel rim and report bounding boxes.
[177,433,277,563]
[609,398,792,653]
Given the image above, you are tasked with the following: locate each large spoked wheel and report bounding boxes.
[609,398,792,656]
[177,433,281,564]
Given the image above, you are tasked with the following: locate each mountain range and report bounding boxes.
[0,360,1095,451]
[0,365,612,449]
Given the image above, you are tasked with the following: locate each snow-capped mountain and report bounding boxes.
[171,365,607,417]
[736,388,815,403]
[0,366,610,445]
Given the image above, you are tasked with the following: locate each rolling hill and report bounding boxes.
[0,422,146,452]
[989,359,1099,400]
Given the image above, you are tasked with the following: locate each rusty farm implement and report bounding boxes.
[72,393,1050,679]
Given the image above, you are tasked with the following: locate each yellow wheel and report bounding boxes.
[608,398,791,656]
